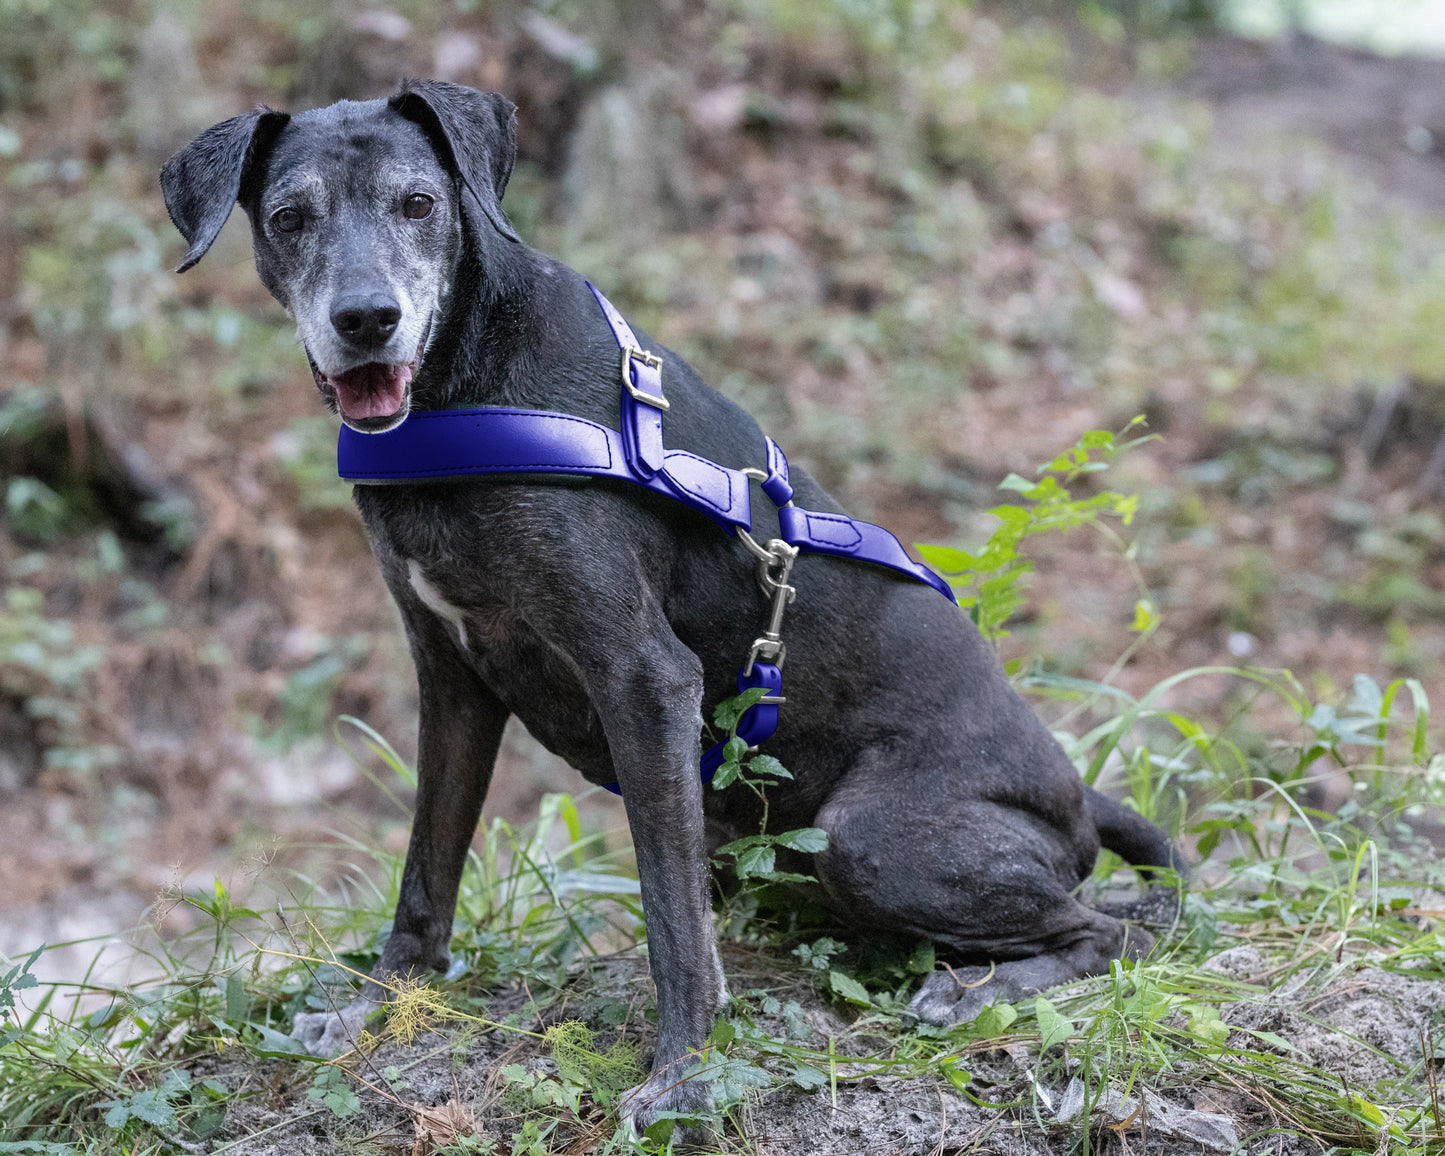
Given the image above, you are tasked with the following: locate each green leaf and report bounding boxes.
[308,1066,361,1118]
[972,1001,1018,1036]
[714,834,766,856]
[938,1056,970,1092]
[1033,997,1070,1050]
[246,1021,311,1057]
[745,754,792,780]
[124,1088,178,1128]
[915,543,975,573]
[789,1063,829,1091]
[711,759,742,790]
[1184,1004,1231,1046]
[1349,1094,1385,1127]
[711,1056,773,1103]
[225,975,247,1024]
[907,940,936,975]
[774,827,829,853]
[1246,1029,1304,1054]
[713,688,769,731]
[734,844,776,879]
[828,970,871,1006]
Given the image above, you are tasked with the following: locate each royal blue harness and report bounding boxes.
[337,284,955,794]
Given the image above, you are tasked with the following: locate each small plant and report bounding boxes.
[708,690,830,886]
[916,416,1155,646]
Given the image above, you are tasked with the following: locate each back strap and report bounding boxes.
[778,501,956,603]
[583,282,955,605]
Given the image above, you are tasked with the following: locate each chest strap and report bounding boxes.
[336,284,955,606]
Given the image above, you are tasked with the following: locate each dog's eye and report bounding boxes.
[272,208,303,233]
[403,194,434,221]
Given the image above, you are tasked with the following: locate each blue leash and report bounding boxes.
[337,283,955,795]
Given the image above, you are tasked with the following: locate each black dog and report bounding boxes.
[161,81,1181,1131]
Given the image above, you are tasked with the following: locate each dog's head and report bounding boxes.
[160,80,518,432]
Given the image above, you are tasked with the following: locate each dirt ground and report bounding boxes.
[198,947,1444,1155]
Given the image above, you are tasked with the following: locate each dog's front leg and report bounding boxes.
[294,601,508,1055]
[567,631,726,1135]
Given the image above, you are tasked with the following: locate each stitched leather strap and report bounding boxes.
[587,281,667,478]
[337,407,753,533]
[778,502,956,603]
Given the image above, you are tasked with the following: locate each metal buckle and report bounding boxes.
[620,346,668,410]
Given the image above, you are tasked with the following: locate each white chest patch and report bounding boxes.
[407,560,469,649]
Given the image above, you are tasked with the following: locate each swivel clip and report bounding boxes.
[743,538,798,676]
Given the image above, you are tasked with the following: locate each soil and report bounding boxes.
[198,947,1443,1155]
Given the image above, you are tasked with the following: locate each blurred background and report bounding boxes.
[1,0,1444,993]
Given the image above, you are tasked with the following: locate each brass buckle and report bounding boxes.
[621,346,668,410]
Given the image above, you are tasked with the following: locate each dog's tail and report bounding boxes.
[1084,786,1188,926]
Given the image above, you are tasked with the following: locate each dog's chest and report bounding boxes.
[405,559,513,649]
[399,553,614,775]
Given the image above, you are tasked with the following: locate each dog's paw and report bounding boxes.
[907,966,1001,1026]
[619,1069,716,1147]
[292,997,378,1056]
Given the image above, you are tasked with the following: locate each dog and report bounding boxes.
[161,80,1182,1132]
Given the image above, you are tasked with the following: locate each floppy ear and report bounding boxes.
[390,79,520,244]
[160,106,290,273]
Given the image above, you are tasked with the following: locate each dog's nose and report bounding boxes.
[330,294,402,346]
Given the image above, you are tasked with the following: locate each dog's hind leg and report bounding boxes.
[293,597,509,1056]
[813,781,1153,1026]
[1085,786,1188,926]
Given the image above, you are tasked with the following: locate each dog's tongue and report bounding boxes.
[330,363,412,421]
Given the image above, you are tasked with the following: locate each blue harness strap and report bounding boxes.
[336,283,957,795]
[337,407,754,534]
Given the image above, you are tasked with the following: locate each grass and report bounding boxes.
[1,434,1442,1155]
[2,660,1440,1154]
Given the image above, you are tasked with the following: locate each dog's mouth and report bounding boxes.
[309,328,429,433]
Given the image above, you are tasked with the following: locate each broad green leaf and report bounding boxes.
[746,754,792,780]
[828,970,871,1006]
[775,827,829,853]
[734,844,775,879]
[907,940,936,975]
[1033,996,1070,1050]
[972,1001,1017,1036]
[915,543,975,573]
[225,975,247,1024]
[1185,1004,1231,1045]
[938,1056,970,1092]
[1349,1094,1385,1127]
[124,1089,177,1128]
